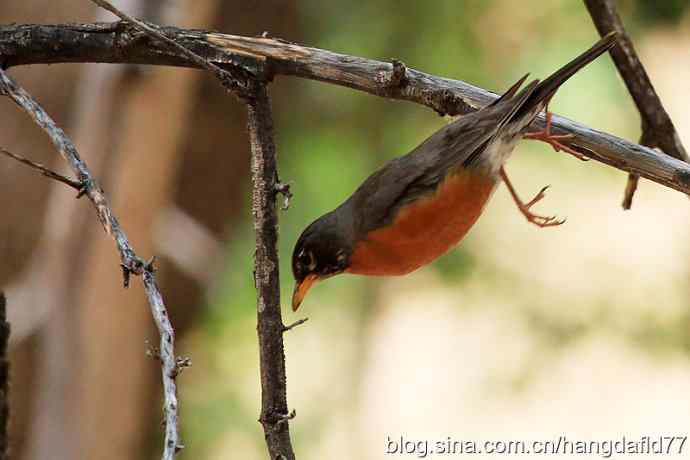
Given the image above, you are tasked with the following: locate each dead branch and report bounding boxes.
[584,0,688,208]
[1,22,690,196]
[0,147,83,191]
[0,69,183,460]
[248,81,296,460]
[88,0,252,99]
[85,3,298,456]
[85,1,289,457]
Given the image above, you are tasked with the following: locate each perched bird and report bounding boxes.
[291,33,617,311]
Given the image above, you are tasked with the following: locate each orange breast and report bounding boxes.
[348,169,496,276]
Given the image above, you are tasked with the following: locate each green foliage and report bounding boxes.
[635,0,690,25]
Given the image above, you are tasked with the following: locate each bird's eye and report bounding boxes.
[298,250,316,271]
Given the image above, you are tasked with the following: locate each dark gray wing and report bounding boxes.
[344,79,539,238]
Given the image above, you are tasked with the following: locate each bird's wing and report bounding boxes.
[347,79,538,237]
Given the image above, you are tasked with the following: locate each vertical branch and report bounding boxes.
[584,0,688,208]
[247,82,296,460]
[0,293,8,460]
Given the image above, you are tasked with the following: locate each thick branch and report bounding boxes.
[584,0,688,208]
[89,0,252,99]
[248,82,296,460]
[0,69,183,460]
[1,22,689,196]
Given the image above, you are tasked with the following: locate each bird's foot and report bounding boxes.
[500,167,565,228]
[525,110,589,161]
[516,185,565,228]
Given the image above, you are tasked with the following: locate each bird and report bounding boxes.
[291,33,617,311]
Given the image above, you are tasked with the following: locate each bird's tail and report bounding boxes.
[513,31,618,119]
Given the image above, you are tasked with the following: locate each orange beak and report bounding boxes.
[292,274,318,311]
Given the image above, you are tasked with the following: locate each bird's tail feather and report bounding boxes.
[513,31,618,119]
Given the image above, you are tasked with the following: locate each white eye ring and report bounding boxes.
[299,250,316,271]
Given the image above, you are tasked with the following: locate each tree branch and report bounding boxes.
[0,69,183,460]
[0,146,84,191]
[1,22,689,197]
[247,81,296,460]
[83,3,294,457]
[88,0,252,99]
[584,0,689,208]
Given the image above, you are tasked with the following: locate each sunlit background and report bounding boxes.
[1,1,690,459]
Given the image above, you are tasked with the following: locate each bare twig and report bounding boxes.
[89,0,252,99]
[584,0,689,208]
[0,69,183,460]
[248,81,296,460]
[0,147,84,191]
[283,317,308,332]
[2,23,690,197]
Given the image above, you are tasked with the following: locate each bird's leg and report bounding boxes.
[499,167,565,228]
[524,101,589,161]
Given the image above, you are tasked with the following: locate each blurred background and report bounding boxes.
[1,0,690,459]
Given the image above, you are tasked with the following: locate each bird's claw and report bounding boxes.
[522,210,565,228]
[525,110,589,161]
[500,167,565,229]
[518,185,565,228]
[524,185,549,208]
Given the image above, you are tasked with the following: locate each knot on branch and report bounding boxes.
[146,342,192,378]
[75,181,89,198]
[259,409,297,433]
[219,69,254,100]
[120,255,156,287]
[428,88,475,117]
[171,356,192,378]
[377,59,408,95]
[274,181,293,210]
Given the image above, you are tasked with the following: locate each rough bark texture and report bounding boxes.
[74,32,199,459]
[1,22,689,198]
[247,83,296,460]
[584,0,688,208]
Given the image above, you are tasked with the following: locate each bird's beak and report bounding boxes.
[292,274,318,311]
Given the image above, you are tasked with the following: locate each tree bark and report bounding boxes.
[584,0,688,208]
[1,22,688,197]
[248,82,296,460]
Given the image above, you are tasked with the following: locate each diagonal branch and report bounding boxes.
[584,0,689,208]
[0,68,183,460]
[84,3,296,457]
[89,0,252,99]
[247,81,297,460]
[0,146,84,191]
[1,22,689,198]
[85,3,297,457]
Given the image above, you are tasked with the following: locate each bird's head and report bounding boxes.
[291,212,351,311]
